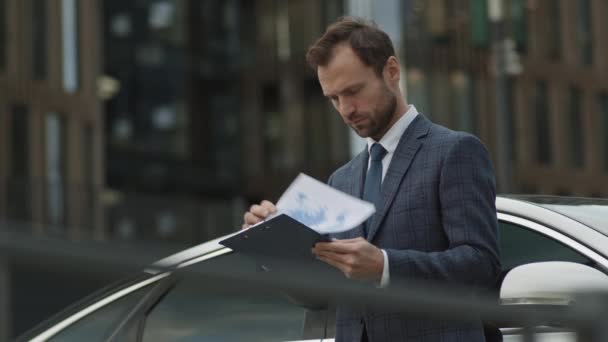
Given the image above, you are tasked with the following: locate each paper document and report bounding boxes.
[275,173,375,234]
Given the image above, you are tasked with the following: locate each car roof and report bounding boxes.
[501,195,608,234]
[497,196,608,262]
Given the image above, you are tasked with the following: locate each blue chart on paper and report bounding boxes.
[284,192,349,231]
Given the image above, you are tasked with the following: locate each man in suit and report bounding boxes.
[243,17,501,342]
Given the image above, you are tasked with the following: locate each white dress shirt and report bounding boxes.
[366,105,419,287]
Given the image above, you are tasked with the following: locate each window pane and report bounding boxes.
[600,93,608,173]
[510,0,527,53]
[0,0,6,71]
[262,83,283,171]
[426,0,448,39]
[31,0,48,80]
[46,113,67,230]
[568,86,584,168]
[578,0,593,66]
[406,68,430,116]
[470,0,489,47]
[535,81,551,164]
[505,78,517,162]
[8,105,31,222]
[142,253,314,341]
[430,72,450,127]
[451,71,476,134]
[82,125,95,233]
[499,221,592,271]
[547,1,561,61]
[303,78,330,169]
[49,284,152,341]
[61,0,79,92]
[321,0,343,27]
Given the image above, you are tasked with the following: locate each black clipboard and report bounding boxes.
[221,214,346,309]
[220,214,333,273]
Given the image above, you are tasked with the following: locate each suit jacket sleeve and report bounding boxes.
[384,135,501,289]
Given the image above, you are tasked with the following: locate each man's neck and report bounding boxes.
[371,102,409,141]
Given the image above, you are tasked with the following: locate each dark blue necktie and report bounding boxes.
[362,143,387,236]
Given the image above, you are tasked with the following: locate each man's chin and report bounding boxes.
[352,127,383,140]
[351,127,369,138]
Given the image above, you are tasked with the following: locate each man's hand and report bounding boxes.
[312,237,384,282]
[242,200,277,229]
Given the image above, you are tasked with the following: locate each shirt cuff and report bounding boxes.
[379,249,390,288]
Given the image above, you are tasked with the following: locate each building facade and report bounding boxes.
[100,0,350,244]
[0,0,104,240]
[0,0,351,247]
[2,0,608,339]
[0,1,105,339]
[1,2,351,338]
[403,0,608,197]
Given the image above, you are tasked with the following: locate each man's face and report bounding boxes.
[318,44,398,141]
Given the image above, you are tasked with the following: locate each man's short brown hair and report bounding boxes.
[306,16,396,76]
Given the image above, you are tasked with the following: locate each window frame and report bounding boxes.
[599,93,608,173]
[104,275,177,341]
[534,80,552,165]
[497,212,608,271]
[567,85,584,169]
[0,0,6,72]
[25,273,170,342]
[30,0,49,80]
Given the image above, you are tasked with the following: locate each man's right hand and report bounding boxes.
[242,200,277,229]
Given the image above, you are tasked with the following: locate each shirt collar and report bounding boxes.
[366,105,419,154]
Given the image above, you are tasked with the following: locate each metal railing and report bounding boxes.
[2,229,608,342]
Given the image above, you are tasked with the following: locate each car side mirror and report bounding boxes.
[500,261,608,306]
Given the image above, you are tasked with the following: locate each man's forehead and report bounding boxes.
[322,43,360,70]
[317,47,370,96]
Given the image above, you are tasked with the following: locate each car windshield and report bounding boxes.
[512,196,608,235]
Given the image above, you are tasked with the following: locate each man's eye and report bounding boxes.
[345,87,360,96]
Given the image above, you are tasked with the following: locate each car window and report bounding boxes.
[49,284,153,341]
[499,221,593,271]
[141,252,322,342]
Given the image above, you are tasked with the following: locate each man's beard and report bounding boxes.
[353,90,398,140]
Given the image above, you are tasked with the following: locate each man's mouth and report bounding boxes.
[351,117,367,127]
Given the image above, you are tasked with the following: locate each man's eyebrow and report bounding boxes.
[324,83,364,98]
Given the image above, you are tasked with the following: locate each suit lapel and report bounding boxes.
[349,149,368,199]
[366,114,431,241]
[347,149,368,238]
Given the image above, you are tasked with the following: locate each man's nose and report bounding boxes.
[338,98,355,118]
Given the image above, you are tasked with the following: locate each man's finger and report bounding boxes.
[260,200,277,213]
[314,250,351,265]
[314,240,359,253]
[249,204,271,218]
[244,212,263,225]
[338,237,366,243]
[316,255,347,274]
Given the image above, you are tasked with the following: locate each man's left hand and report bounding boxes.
[312,237,384,282]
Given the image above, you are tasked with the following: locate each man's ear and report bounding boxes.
[383,56,401,84]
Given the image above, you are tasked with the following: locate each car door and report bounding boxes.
[497,213,608,342]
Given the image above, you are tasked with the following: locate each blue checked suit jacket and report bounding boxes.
[327,114,501,342]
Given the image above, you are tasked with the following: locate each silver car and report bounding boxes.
[18,196,608,341]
